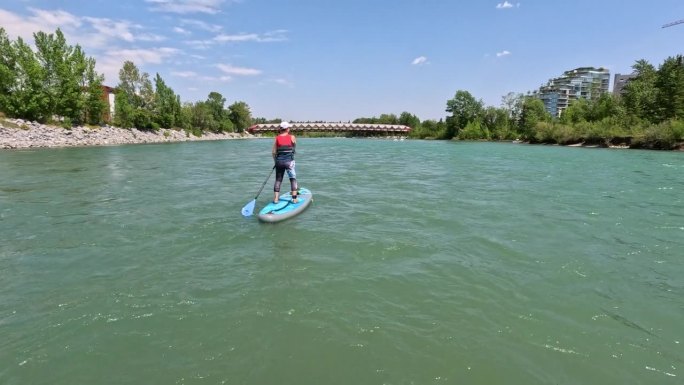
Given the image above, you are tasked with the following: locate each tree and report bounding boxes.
[228,101,252,133]
[398,111,420,128]
[114,90,134,128]
[154,73,179,128]
[445,90,484,138]
[411,119,446,139]
[117,60,141,98]
[0,28,17,114]
[189,101,216,133]
[377,113,398,125]
[560,98,590,124]
[205,92,233,132]
[482,106,512,140]
[83,57,106,125]
[501,92,524,127]
[588,93,623,122]
[6,37,48,121]
[33,29,87,124]
[622,59,658,122]
[518,97,550,139]
[115,61,159,129]
[655,55,684,122]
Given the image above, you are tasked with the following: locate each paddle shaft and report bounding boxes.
[253,166,276,200]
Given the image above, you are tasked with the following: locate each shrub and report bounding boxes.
[61,117,73,130]
[457,120,486,140]
[534,122,580,144]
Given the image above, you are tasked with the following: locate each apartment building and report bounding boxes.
[612,73,636,96]
[534,67,610,117]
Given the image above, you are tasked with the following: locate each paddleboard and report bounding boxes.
[257,187,313,223]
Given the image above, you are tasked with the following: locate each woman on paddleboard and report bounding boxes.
[272,121,298,204]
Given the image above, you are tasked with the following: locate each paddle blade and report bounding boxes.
[241,199,256,217]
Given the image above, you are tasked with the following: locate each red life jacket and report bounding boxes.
[275,134,295,159]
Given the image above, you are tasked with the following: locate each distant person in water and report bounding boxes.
[272,121,298,203]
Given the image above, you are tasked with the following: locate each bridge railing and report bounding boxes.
[248,123,411,134]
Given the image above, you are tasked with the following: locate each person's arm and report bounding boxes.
[291,135,296,153]
[272,139,277,160]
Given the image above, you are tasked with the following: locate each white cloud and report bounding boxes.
[180,18,222,33]
[496,50,511,57]
[84,18,136,43]
[496,1,520,9]
[0,8,81,42]
[216,63,262,76]
[184,39,215,50]
[171,70,198,78]
[146,0,226,15]
[214,30,287,43]
[171,71,233,82]
[97,47,180,84]
[28,7,82,29]
[112,47,179,64]
[411,56,428,66]
[215,33,259,42]
[260,30,288,42]
[272,78,294,87]
[174,27,191,35]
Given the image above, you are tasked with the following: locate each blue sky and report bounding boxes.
[1,0,683,122]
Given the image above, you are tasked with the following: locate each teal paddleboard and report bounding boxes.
[257,187,313,223]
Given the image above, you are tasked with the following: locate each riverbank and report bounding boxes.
[0,118,253,149]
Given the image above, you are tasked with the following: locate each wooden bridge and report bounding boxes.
[248,122,411,136]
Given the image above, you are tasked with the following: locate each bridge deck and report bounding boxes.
[248,123,411,134]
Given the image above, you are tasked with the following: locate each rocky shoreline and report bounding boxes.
[0,118,253,149]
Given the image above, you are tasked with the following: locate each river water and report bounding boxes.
[1,139,682,384]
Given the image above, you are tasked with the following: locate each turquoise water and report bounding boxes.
[1,139,682,384]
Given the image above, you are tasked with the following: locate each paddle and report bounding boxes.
[241,166,275,217]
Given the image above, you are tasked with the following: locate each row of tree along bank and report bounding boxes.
[359,56,684,150]
[0,27,256,138]
[1,27,682,150]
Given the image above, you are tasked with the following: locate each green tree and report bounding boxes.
[622,59,657,122]
[205,92,233,132]
[114,90,134,128]
[458,119,488,140]
[398,111,420,128]
[117,60,141,99]
[115,61,158,129]
[377,113,398,125]
[153,73,179,128]
[6,37,48,121]
[519,97,550,139]
[482,106,512,140]
[33,29,87,124]
[445,90,484,138]
[228,101,252,133]
[588,93,623,122]
[655,55,684,122]
[560,98,590,124]
[501,92,524,127]
[0,28,17,114]
[411,119,446,139]
[83,57,106,125]
[190,101,217,133]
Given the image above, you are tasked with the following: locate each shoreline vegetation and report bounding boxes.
[1,27,683,151]
[3,116,681,151]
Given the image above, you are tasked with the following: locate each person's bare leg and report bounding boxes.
[273,191,279,203]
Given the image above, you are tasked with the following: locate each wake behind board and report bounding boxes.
[257,187,313,223]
